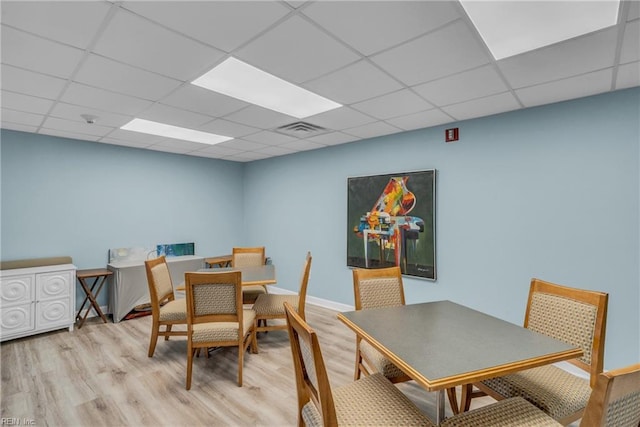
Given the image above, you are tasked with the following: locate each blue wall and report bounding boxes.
[1,87,638,369]
[243,88,639,370]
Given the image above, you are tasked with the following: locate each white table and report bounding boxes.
[107,255,204,322]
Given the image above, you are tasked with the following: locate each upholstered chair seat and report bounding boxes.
[158,298,187,322]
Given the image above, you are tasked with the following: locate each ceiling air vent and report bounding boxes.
[275,121,329,137]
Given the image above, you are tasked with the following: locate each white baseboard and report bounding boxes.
[268,286,354,312]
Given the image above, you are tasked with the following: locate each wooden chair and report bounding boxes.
[232,246,268,304]
[283,301,433,427]
[441,363,640,427]
[461,278,608,425]
[352,266,412,384]
[184,270,258,389]
[252,251,311,333]
[144,256,187,357]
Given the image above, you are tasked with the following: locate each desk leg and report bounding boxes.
[76,276,109,328]
[435,389,446,425]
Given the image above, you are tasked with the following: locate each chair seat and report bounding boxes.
[480,365,591,421]
[253,294,298,316]
[158,298,187,322]
[360,339,406,380]
[242,285,267,304]
[301,373,433,427]
[440,397,562,427]
[192,309,256,343]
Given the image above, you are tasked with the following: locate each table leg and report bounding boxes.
[435,389,446,425]
[76,275,108,328]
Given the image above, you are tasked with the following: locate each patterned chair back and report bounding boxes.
[353,266,405,310]
[525,278,608,387]
[580,363,640,427]
[185,271,242,325]
[232,246,265,267]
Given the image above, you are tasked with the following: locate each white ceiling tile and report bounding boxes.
[303,60,403,105]
[218,139,268,151]
[516,69,614,108]
[305,107,376,131]
[1,26,84,79]
[41,116,114,137]
[620,21,640,64]
[303,1,460,56]
[198,119,260,138]
[137,103,213,128]
[38,128,101,142]
[93,8,225,81]
[1,91,53,115]
[122,1,290,53]
[193,144,244,156]
[343,121,402,139]
[99,137,154,149]
[627,0,640,21]
[223,106,297,129]
[1,122,38,133]
[386,109,454,131]
[1,1,112,49]
[412,65,508,106]
[371,20,491,86]
[74,55,182,101]
[1,65,67,99]
[498,28,618,88]
[442,92,521,121]
[277,139,325,152]
[254,145,296,156]
[616,61,640,90]
[145,144,192,155]
[61,83,153,116]
[49,102,130,128]
[160,85,248,118]
[351,89,433,120]
[243,130,298,145]
[108,128,163,144]
[152,138,208,151]
[306,131,359,146]
[235,15,360,84]
[222,151,272,162]
[1,108,44,127]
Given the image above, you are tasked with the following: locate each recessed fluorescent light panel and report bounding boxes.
[460,0,620,60]
[192,57,342,119]
[120,118,232,145]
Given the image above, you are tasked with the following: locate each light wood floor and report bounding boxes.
[0,304,516,426]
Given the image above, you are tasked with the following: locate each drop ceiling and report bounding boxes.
[1,1,638,162]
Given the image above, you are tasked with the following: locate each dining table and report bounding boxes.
[176,264,276,290]
[337,300,583,425]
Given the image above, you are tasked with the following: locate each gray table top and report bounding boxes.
[338,300,582,391]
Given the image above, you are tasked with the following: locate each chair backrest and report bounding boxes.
[185,271,243,326]
[232,247,265,268]
[352,266,405,310]
[524,278,608,387]
[145,256,175,311]
[296,252,313,320]
[284,301,337,427]
[580,363,640,427]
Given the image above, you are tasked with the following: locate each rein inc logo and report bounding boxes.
[1,419,35,425]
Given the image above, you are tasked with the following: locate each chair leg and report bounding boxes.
[460,384,485,412]
[354,346,362,380]
[447,387,460,415]
[165,324,172,341]
[251,328,258,354]
[148,323,159,357]
[186,346,194,390]
[237,343,244,387]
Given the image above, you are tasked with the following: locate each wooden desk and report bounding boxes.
[176,264,276,291]
[76,268,112,328]
[337,300,583,425]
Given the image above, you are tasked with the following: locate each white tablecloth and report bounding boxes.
[107,255,204,322]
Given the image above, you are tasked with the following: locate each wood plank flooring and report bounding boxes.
[1,304,513,426]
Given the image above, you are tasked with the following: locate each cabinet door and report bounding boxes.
[1,303,35,338]
[37,271,71,300]
[36,299,72,329]
[1,275,34,306]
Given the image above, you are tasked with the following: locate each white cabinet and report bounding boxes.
[1,264,76,341]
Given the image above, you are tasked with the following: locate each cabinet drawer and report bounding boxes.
[0,275,34,306]
[36,299,72,329]
[36,271,72,300]
[1,302,35,337]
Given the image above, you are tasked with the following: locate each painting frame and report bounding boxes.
[347,169,436,280]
